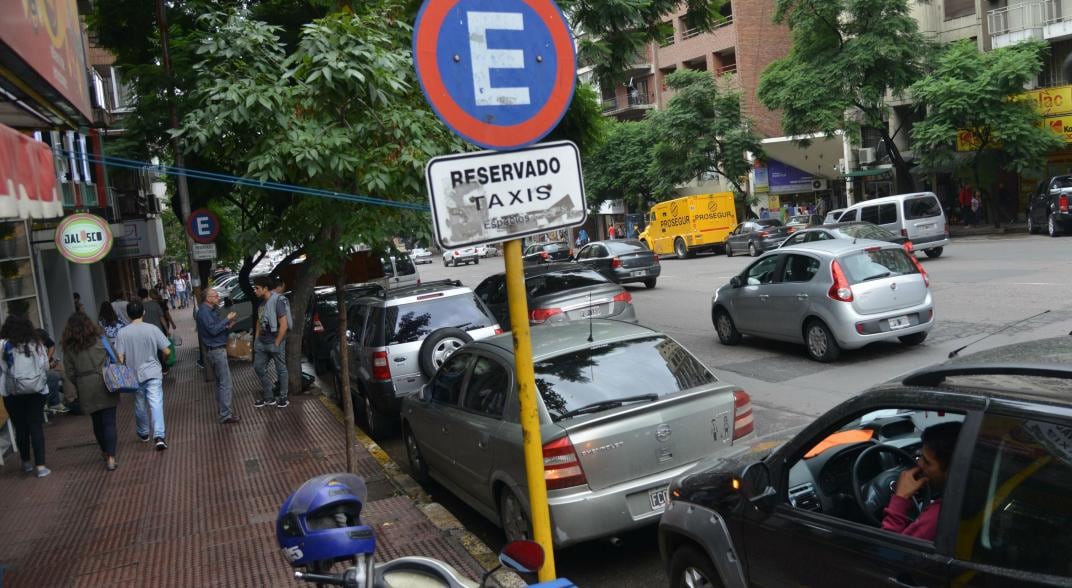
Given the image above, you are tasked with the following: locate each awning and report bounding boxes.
[0,123,64,219]
[841,168,892,178]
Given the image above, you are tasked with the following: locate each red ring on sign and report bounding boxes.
[414,0,575,150]
[186,208,221,244]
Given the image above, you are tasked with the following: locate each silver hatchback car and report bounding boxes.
[712,239,934,361]
[400,320,755,548]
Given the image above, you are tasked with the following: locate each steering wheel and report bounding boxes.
[851,443,931,526]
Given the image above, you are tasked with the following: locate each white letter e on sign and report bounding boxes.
[467,12,531,107]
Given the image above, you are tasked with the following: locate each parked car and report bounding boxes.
[659,336,1072,588]
[302,283,385,373]
[779,221,913,252]
[401,320,757,548]
[376,248,420,289]
[409,247,434,264]
[223,286,255,333]
[712,239,933,361]
[443,247,480,266]
[474,263,637,331]
[725,219,792,257]
[823,208,846,224]
[522,241,572,264]
[337,280,501,439]
[572,239,661,288]
[784,214,823,233]
[1027,175,1072,237]
[838,192,949,258]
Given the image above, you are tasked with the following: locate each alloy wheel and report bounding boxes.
[501,492,530,542]
[808,325,829,357]
[1049,214,1058,237]
[717,315,732,339]
[682,567,713,588]
[749,242,758,257]
[429,337,465,369]
[364,395,377,437]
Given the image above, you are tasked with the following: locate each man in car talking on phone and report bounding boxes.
[882,422,962,541]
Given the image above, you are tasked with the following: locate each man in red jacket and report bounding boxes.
[882,421,962,541]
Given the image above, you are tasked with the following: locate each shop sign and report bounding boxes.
[1018,85,1072,117]
[768,160,820,194]
[753,164,770,194]
[55,213,113,264]
[0,123,64,219]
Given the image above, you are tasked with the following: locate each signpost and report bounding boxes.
[185,208,221,244]
[414,0,579,579]
[189,242,217,261]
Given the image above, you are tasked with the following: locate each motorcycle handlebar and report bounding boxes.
[294,571,347,586]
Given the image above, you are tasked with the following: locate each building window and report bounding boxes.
[659,21,675,46]
[680,15,702,40]
[945,0,975,20]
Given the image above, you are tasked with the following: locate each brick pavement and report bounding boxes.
[0,312,487,587]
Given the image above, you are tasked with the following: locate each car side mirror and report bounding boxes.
[739,462,776,511]
[729,276,742,288]
[420,384,432,402]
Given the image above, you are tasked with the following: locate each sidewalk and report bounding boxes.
[0,311,495,587]
[948,221,1028,237]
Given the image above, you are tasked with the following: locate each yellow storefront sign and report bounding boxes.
[956,84,1072,151]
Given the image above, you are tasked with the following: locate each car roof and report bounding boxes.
[355,279,469,304]
[775,237,898,255]
[845,192,937,207]
[476,319,660,360]
[522,261,597,277]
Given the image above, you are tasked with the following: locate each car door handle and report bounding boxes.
[886,577,925,588]
[758,294,770,300]
[796,293,809,300]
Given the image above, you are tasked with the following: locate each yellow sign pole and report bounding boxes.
[502,239,556,581]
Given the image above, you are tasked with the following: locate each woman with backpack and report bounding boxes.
[0,314,51,478]
[61,312,119,471]
[98,301,122,345]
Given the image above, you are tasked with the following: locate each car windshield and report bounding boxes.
[903,196,942,220]
[383,254,415,277]
[839,248,919,284]
[526,268,609,297]
[1053,176,1072,189]
[386,294,495,344]
[788,215,810,224]
[838,223,896,241]
[605,240,647,254]
[534,336,717,421]
[542,243,570,252]
[756,219,784,227]
[317,285,380,316]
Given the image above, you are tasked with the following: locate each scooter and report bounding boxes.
[278,473,576,588]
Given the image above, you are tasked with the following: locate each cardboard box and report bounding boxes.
[227,332,252,361]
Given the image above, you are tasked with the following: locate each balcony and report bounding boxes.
[715,63,738,77]
[601,92,656,120]
[1044,0,1072,41]
[988,2,1044,48]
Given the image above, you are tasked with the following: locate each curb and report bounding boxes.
[317,395,526,587]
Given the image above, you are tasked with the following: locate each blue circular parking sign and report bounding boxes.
[413,0,576,150]
[186,208,220,244]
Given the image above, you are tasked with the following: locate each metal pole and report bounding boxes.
[842,129,856,207]
[502,239,556,581]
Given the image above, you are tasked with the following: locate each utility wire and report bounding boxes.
[57,149,431,212]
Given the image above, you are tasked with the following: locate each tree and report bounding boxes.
[757,0,931,192]
[911,40,1062,226]
[584,120,658,211]
[647,70,763,210]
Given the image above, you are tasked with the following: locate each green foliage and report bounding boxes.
[158,207,187,265]
[584,120,657,210]
[647,70,763,202]
[911,40,1062,177]
[545,83,609,158]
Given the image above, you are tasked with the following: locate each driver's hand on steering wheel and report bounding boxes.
[894,466,927,499]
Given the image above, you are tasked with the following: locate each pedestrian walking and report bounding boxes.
[0,314,51,477]
[61,312,119,471]
[195,288,240,424]
[173,276,187,309]
[98,301,122,346]
[73,292,85,314]
[253,275,289,408]
[970,190,983,226]
[153,289,177,334]
[111,292,131,325]
[607,225,616,240]
[115,300,171,450]
[167,283,177,309]
[577,228,589,246]
[36,327,68,415]
[139,288,166,334]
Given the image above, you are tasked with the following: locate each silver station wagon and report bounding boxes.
[712,239,934,361]
[400,320,755,548]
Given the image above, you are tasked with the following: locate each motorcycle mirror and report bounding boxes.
[499,540,544,574]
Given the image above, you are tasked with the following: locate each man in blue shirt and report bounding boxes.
[195,288,240,424]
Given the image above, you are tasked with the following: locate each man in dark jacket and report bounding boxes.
[195,288,240,424]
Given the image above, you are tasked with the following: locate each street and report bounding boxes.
[367,234,1072,587]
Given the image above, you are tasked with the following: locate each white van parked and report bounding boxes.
[839,192,950,258]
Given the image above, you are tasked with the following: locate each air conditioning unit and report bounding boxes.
[857,147,876,164]
[811,179,828,191]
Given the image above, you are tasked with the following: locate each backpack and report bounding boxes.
[2,340,47,395]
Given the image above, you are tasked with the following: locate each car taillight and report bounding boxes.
[758,231,770,238]
[612,290,632,304]
[732,390,754,440]
[494,328,503,335]
[530,307,563,323]
[371,350,391,381]
[1061,195,1069,213]
[312,311,324,334]
[902,241,914,253]
[540,251,550,260]
[828,259,854,302]
[610,257,622,269]
[543,437,587,490]
[653,254,660,262]
[787,227,796,233]
[908,254,929,287]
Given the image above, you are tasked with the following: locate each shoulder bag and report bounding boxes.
[100,335,140,393]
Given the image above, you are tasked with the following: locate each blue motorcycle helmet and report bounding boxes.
[277,473,376,568]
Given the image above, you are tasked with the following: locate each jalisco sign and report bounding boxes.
[0,123,64,220]
[425,141,585,248]
[55,213,113,264]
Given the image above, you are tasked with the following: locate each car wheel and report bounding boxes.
[643,278,657,289]
[443,258,448,267]
[499,488,532,543]
[898,331,928,346]
[669,545,721,588]
[1049,213,1063,237]
[674,237,691,259]
[713,308,741,345]
[804,319,840,362]
[404,425,430,484]
[1028,213,1039,234]
[725,243,733,257]
[474,258,479,264]
[419,327,474,377]
[355,390,393,440]
[924,247,943,259]
[748,242,759,257]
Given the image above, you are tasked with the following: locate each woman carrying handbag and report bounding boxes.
[61,312,120,471]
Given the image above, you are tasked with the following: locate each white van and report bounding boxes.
[839,192,950,258]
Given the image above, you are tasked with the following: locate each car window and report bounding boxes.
[839,248,919,284]
[784,233,807,247]
[525,268,609,298]
[386,294,495,344]
[543,243,570,253]
[859,205,880,225]
[534,335,716,421]
[348,304,369,337]
[476,277,507,306]
[903,196,942,220]
[463,357,509,417]
[429,353,471,405]
[957,414,1072,577]
[841,209,858,222]
[605,240,647,254]
[575,246,592,260]
[878,203,897,225]
[745,256,780,285]
[755,219,784,228]
[1051,176,1072,190]
[780,254,820,283]
[388,254,416,277]
[838,224,896,241]
[809,231,834,242]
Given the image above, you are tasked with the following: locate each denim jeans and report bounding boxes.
[133,378,165,439]
[253,338,287,401]
[46,369,63,406]
[206,348,234,421]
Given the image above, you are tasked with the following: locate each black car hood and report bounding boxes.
[673,429,802,508]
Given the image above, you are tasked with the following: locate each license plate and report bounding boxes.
[630,270,646,277]
[649,487,669,511]
[889,315,910,329]
[579,307,600,319]
[918,223,935,230]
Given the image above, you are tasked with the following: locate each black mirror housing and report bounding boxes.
[740,462,776,511]
[729,276,742,288]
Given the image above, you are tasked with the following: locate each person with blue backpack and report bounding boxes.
[61,312,119,471]
[0,314,51,478]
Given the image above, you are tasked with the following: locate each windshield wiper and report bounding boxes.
[554,394,658,421]
[861,271,891,282]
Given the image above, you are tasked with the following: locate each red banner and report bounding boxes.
[0,124,64,219]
